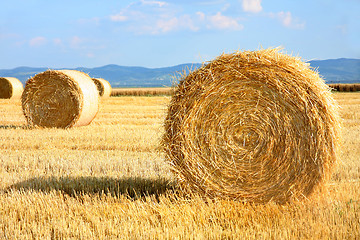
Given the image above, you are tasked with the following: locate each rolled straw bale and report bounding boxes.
[21,70,99,128]
[0,77,24,99]
[163,48,341,203]
[92,78,112,97]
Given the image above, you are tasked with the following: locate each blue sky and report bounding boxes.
[1,0,359,69]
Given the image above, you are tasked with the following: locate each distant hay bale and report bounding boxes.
[0,77,24,99]
[21,70,99,128]
[92,78,112,97]
[163,48,341,203]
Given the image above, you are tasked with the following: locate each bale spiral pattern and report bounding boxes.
[21,70,99,128]
[163,48,340,203]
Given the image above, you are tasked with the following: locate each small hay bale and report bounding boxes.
[163,48,341,203]
[0,77,24,99]
[21,70,99,128]
[92,78,112,97]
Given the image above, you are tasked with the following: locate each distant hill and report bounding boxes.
[0,64,202,88]
[309,58,360,83]
[0,59,359,87]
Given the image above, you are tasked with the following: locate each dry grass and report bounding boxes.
[0,77,23,99]
[329,84,360,92]
[163,48,341,203]
[21,70,99,128]
[92,78,112,97]
[0,93,359,239]
[111,87,173,96]
[110,85,359,96]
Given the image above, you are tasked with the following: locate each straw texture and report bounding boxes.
[21,70,99,128]
[0,77,24,99]
[92,78,112,97]
[163,48,341,203]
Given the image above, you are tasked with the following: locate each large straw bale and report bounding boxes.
[92,78,112,97]
[0,77,24,99]
[163,48,341,203]
[21,70,99,128]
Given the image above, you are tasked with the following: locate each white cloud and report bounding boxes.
[156,17,179,33]
[221,3,231,12]
[277,11,292,27]
[140,0,167,7]
[196,11,206,21]
[178,14,199,32]
[110,13,128,22]
[147,12,242,34]
[29,36,47,47]
[208,12,244,30]
[143,14,198,34]
[269,11,305,29]
[109,1,244,34]
[242,0,262,13]
[109,3,147,23]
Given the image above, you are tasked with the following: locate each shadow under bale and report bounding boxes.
[6,176,176,200]
[0,125,30,130]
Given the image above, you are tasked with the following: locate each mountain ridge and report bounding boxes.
[1,59,359,87]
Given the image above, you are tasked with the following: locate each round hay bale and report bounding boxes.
[163,48,341,203]
[92,78,112,97]
[0,77,24,99]
[21,70,99,128]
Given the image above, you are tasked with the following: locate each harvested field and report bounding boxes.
[0,93,359,239]
[111,85,359,96]
[111,87,173,96]
[329,83,360,92]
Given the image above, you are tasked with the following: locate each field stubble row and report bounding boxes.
[0,93,359,239]
[109,85,360,97]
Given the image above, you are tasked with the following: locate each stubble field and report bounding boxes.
[0,92,359,239]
